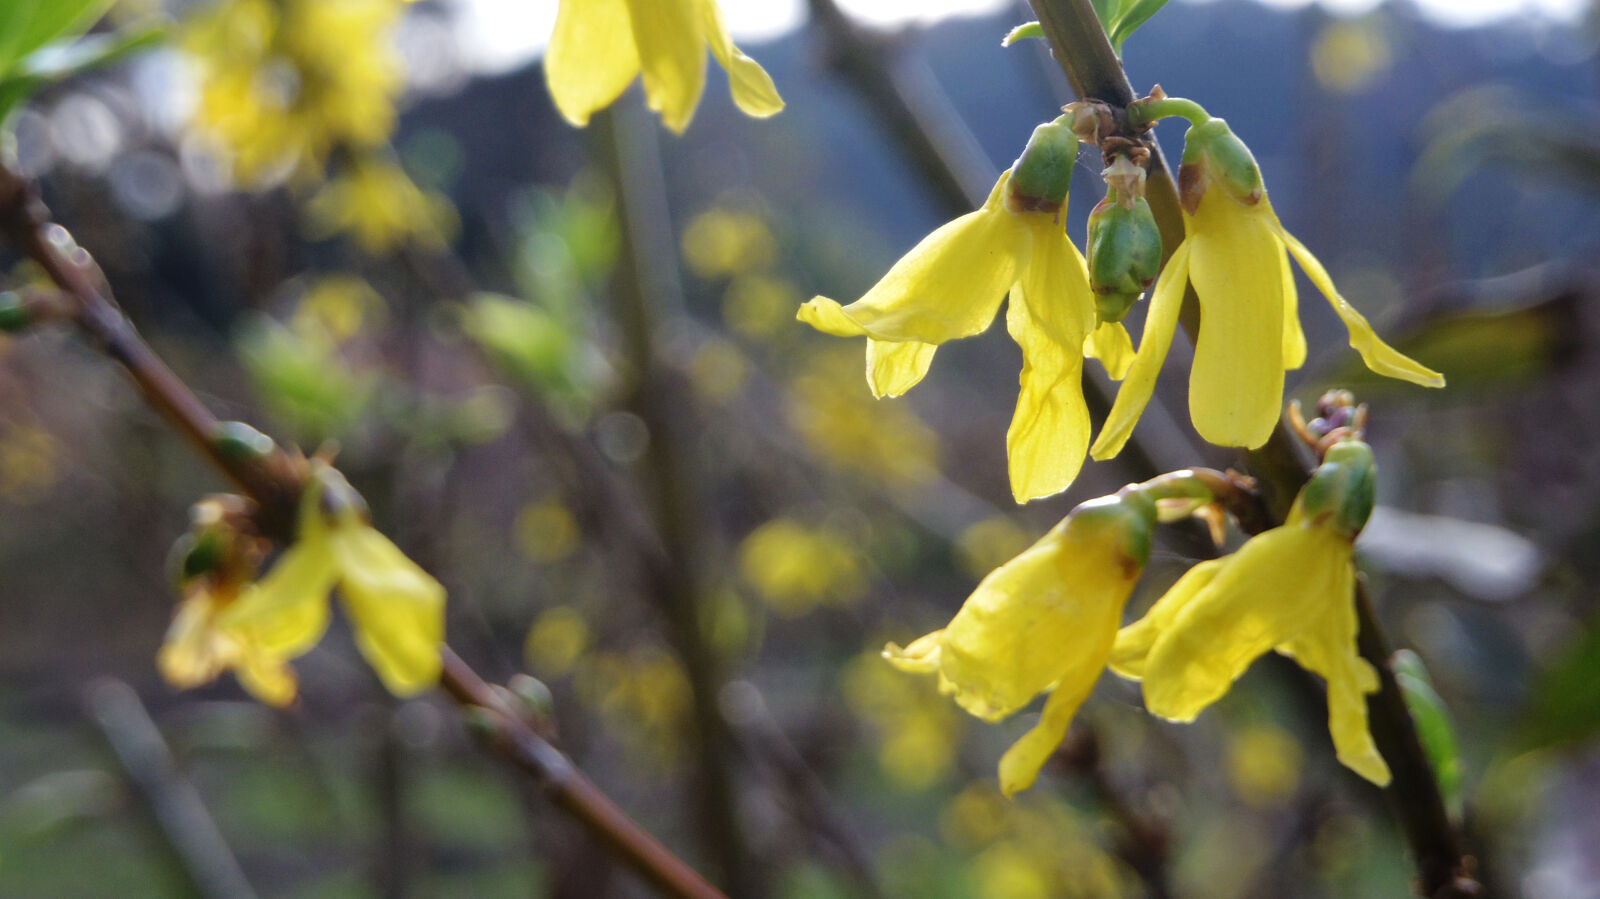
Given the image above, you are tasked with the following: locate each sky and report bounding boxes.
[455,0,1591,74]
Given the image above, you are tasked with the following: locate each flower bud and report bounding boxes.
[1293,439,1376,538]
[1178,118,1264,215]
[1086,196,1163,323]
[1066,489,1157,577]
[213,421,277,465]
[1007,120,1080,214]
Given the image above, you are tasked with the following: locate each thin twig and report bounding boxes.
[0,165,727,899]
[1021,3,1479,894]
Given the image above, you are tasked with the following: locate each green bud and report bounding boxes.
[1178,118,1263,214]
[1066,490,1157,573]
[1086,197,1162,323]
[1295,439,1376,538]
[506,674,556,721]
[0,291,30,332]
[213,421,276,464]
[1008,120,1079,213]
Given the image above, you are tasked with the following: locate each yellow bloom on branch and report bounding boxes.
[885,493,1154,795]
[545,0,784,134]
[799,120,1133,502]
[305,156,457,254]
[1091,118,1442,457]
[1109,439,1391,785]
[222,463,446,696]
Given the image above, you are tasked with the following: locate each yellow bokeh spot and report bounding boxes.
[515,498,581,564]
[723,274,800,339]
[524,605,591,678]
[969,843,1052,899]
[1227,723,1304,808]
[292,275,386,346]
[954,516,1034,582]
[1310,18,1392,95]
[787,348,940,487]
[841,649,962,789]
[681,208,776,279]
[687,338,749,407]
[574,645,692,772]
[939,785,1013,850]
[737,517,867,618]
[0,424,61,504]
[305,157,458,254]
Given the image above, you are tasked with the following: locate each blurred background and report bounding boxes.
[1,0,1598,896]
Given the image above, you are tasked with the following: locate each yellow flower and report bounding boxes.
[545,0,784,134]
[798,162,1133,503]
[885,493,1153,795]
[222,463,446,696]
[304,156,457,254]
[1091,119,1442,457]
[1109,440,1391,786]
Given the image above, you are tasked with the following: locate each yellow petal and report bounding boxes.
[1186,199,1285,449]
[234,644,299,708]
[1109,558,1226,681]
[545,0,642,129]
[883,630,943,675]
[625,0,706,134]
[1276,224,1444,389]
[1085,320,1134,380]
[997,657,1105,797]
[1142,524,1350,722]
[1090,242,1191,461]
[933,515,1131,722]
[1004,222,1094,503]
[221,540,337,658]
[158,593,225,689]
[1281,244,1307,369]
[866,338,937,398]
[1275,581,1391,786]
[796,179,1024,346]
[697,0,783,119]
[331,526,446,696]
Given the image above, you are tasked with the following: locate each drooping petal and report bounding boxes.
[866,338,937,398]
[996,649,1108,796]
[234,644,299,708]
[883,629,943,675]
[330,527,446,696]
[1109,558,1227,680]
[1275,574,1391,785]
[697,0,783,119]
[158,593,227,689]
[1085,320,1134,380]
[1090,242,1191,461]
[625,0,707,134]
[1186,198,1286,449]
[1004,222,1095,503]
[1141,524,1349,722]
[1280,243,1307,369]
[1276,225,1444,388]
[797,176,1023,346]
[221,540,337,659]
[545,0,642,129]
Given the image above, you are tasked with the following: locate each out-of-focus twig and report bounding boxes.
[0,165,727,899]
[84,678,259,899]
[1022,3,1480,894]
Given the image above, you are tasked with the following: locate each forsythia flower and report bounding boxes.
[222,463,446,695]
[799,120,1134,502]
[1109,439,1391,785]
[545,0,784,134]
[1091,118,1443,457]
[885,492,1154,795]
[305,156,457,254]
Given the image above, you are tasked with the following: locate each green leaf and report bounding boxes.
[0,24,166,123]
[1087,0,1170,54]
[1001,21,1044,46]
[1520,619,1600,752]
[1392,650,1463,817]
[0,0,114,79]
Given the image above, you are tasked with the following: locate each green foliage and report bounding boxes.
[1521,619,1600,751]
[1392,650,1463,816]
[0,2,162,125]
[235,315,377,443]
[1000,22,1044,46]
[1090,0,1170,53]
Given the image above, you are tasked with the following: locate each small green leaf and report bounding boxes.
[1393,650,1463,817]
[1086,0,1170,54]
[1520,619,1600,752]
[1001,21,1044,47]
[0,0,114,79]
[0,25,166,124]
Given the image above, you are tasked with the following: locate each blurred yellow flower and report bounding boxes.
[1092,119,1442,457]
[545,0,784,134]
[1110,440,1391,785]
[681,207,776,278]
[799,167,1130,503]
[524,605,591,677]
[1227,723,1305,808]
[786,348,940,488]
[305,156,457,253]
[842,649,963,790]
[515,497,581,564]
[737,517,866,618]
[222,463,446,696]
[292,275,387,346]
[886,494,1153,795]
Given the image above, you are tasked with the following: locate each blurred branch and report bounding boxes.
[597,104,755,895]
[1021,2,1481,895]
[0,165,727,899]
[83,678,258,899]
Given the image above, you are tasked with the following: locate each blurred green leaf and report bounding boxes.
[1090,0,1169,53]
[0,25,166,122]
[1520,620,1600,752]
[0,0,113,79]
[236,316,376,442]
[460,293,577,392]
[1001,22,1044,46]
[1392,650,1462,816]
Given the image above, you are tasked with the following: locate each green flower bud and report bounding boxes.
[1086,196,1162,323]
[1066,490,1157,575]
[1007,120,1079,214]
[1178,118,1264,214]
[1294,439,1376,538]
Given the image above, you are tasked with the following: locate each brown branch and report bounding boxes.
[0,165,727,899]
[1021,3,1479,895]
